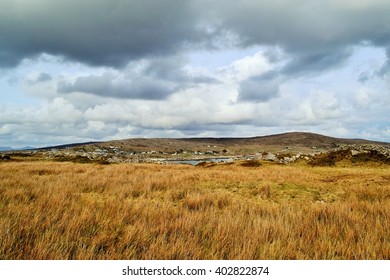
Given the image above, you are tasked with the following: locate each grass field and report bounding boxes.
[0,159,389,259]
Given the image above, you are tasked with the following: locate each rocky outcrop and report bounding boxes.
[309,145,390,166]
[0,154,11,160]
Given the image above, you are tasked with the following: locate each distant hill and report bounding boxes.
[173,132,390,153]
[43,132,389,155]
[9,132,390,165]
[208,132,390,148]
[21,146,36,150]
[35,141,101,151]
[0,146,36,152]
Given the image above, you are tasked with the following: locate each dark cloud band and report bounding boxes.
[2,0,390,71]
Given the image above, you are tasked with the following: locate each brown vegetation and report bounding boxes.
[309,149,390,167]
[0,159,389,259]
[53,155,111,165]
[239,160,262,167]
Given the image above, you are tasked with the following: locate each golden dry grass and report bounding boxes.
[0,160,389,259]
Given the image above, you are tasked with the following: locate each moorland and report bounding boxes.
[1,132,389,259]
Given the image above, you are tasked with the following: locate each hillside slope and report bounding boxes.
[99,132,390,154]
[3,132,390,165]
[31,132,390,154]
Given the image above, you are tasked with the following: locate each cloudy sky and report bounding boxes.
[1,0,390,148]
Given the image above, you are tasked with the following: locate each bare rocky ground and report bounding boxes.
[2,132,390,166]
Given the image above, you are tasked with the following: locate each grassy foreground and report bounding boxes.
[0,160,389,259]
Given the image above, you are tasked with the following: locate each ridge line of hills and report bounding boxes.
[2,132,390,152]
[174,132,390,146]
[3,132,390,166]
[42,131,390,151]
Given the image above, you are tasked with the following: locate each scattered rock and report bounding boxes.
[0,155,11,160]
[351,150,359,156]
[257,152,277,161]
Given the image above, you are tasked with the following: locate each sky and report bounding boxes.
[1,0,390,148]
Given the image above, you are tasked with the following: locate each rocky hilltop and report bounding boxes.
[2,132,390,166]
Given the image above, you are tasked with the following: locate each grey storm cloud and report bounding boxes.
[57,73,175,100]
[281,50,353,77]
[378,47,390,77]
[2,0,390,102]
[56,55,219,99]
[235,49,354,101]
[2,0,390,69]
[143,56,220,85]
[207,1,390,78]
[238,72,283,102]
[0,0,207,68]
[211,1,390,50]
[24,72,52,86]
[36,73,52,83]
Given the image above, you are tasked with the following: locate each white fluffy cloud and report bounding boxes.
[218,52,273,82]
